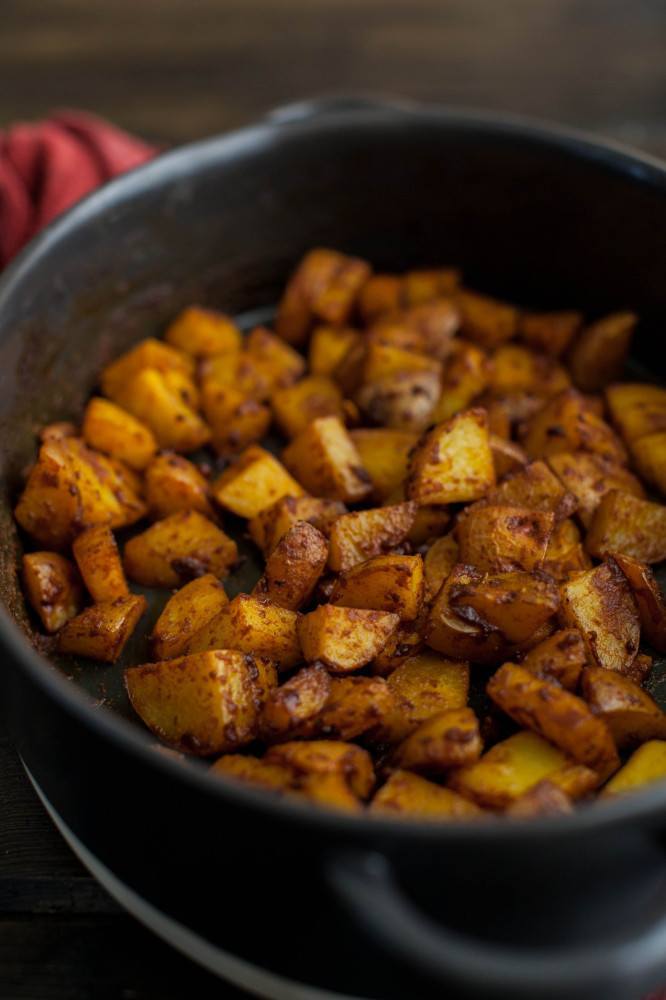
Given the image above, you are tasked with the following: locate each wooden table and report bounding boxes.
[1,2,665,998]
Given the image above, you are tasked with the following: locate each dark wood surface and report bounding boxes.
[1,2,666,998]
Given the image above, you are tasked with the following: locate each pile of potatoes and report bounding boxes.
[15,248,666,819]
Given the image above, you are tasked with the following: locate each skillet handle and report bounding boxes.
[327,850,666,1000]
[265,93,416,125]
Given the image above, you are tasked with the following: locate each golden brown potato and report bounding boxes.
[299,605,399,673]
[200,380,272,457]
[299,675,408,743]
[72,525,128,603]
[150,574,229,660]
[490,435,528,479]
[357,341,443,385]
[276,249,371,345]
[164,306,242,357]
[489,345,570,399]
[248,495,346,556]
[406,504,451,546]
[602,740,666,796]
[187,594,301,670]
[369,300,459,361]
[547,451,645,527]
[82,397,157,471]
[521,389,627,464]
[125,649,275,755]
[456,504,554,572]
[124,511,237,589]
[386,652,469,727]
[109,365,209,453]
[253,521,328,610]
[402,268,461,306]
[611,553,666,654]
[393,707,481,775]
[586,490,666,563]
[210,754,295,794]
[259,663,332,742]
[370,769,482,819]
[521,628,587,690]
[144,452,215,520]
[265,740,374,800]
[581,667,666,749]
[485,460,577,522]
[505,781,574,817]
[567,312,636,392]
[625,652,654,686]
[57,594,147,663]
[371,614,427,677]
[39,421,77,443]
[100,337,194,400]
[518,310,582,358]
[355,369,442,433]
[487,663,619,778]
[22,552,83,633]
[245,326,306,391]
[358,274,403,322]
[282,416,372,503]
[349,429,418,502]
[605,382,666,443]
[330,554,425,621]
[407,409,495,505]
[161,367,201,412]
[455,289,519,349]
[213,445,305,519]
[309,325,361,377]
[271,375,344,438]
[202,351,273,402]
[559,561,640,673]
[433,340,490,423]
[448,570,560,644]
[424,534,459,600]
[632,432,666,497]
[541,517,591,581]
[328,502,416,572]
[426,565,510,663]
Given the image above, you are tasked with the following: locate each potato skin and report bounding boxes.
[581,666,666,749]
[448,569,560,644]
[330,554,425,621]
[57,594,147,663]
[298,605,399,673]
[521,628,587,690]
[407,408,495,505]
[585,490,666,563]
[485,460,577,522]
[22,552,83,632]
[424,534,459,600]
[547,451,644,527]
[248,495,346,556]
[72,525,129,603]
[124,511,238,589]
[426,565,510,663]
[328,503,416,573]
[371,769,483,819]
[253,521,328,610]
[567,312,636,392]
[150,574,229,660]
[559,560,640,673]
[456,504,554,573]
[611,553,666,654]
[522,389,627,464]
[259,664,332,742]
[393,707,481,775]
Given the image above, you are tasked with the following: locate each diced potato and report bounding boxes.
[39,421,77,443]
[245,326,306,390]
[248,495,346,555]
[309,325,361,377]
[547,451,644,527]
[22,552,83,632]
[611,553,666,654]
[426,565,510,662]
[350,429,418,501]
[521,389,627,464]
[449,731,568,809]
[625,652,654,686]
[298,605,399,673]
[605,382,666,443]
[559,561,640,673]
[276,249,370,345]
[371,770,482,819]
[455,289,519,349]
[386,652,469,727]
[602,740,666,796]
[355,370,441,432]
[161,367,201,412]
[581,666,666,749]
[433,341,490,423]
[200,380,271,457]
[100,337,194,400]
[82,397,157,471]
[448,570,560,644]
[260,663,332,741]
[213,445,305,519]
[506,781,573,817]
[265,740,374,800]
[632,432,666,497]
[519,310,582,357]
[57,594,146,663]
[331,554,425,621]
[124,511,237,588]
[490,436,528,479]
[72,525,128,603]
[456,504,554,572]
[407,504,451,546]
[282,416,372,503]
[144,452,214,520]
[369,301,459,360]
[253,521,328,610]
[371,614,426,677]
[358,274,403,323]
[125,649,275,755]
[271,375,344,438]
[521,628,587,690]
[402,268,461,305]
[112,367,210,452]
[150,574,229,660]
[328,502,416,573]
[486,460,577,522]
[489,345,570,398]
[165,306,242,357]
[487,663,619,778]
[567,312,636,392]
[586,490,666,563]
[210,754,295,794]
[407,409,495,505]
[360,342,443,384]
[545,763,602,800]
[394,707,481,775]
[187,594,301,670]
[302,675,408,743]
[541,517,591,581]
[424,534,459,600]
[202,352,273,402]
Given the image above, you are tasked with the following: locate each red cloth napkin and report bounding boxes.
[0,110,157,267]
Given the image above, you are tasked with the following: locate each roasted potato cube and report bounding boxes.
[518,310,582,358]
[541,517,591,581]
[39,421,77,443]
[125,649,275,755]
[150,574,229,660]
[581,666,666,749]
[433,341,490,422]
[282,416,372,503]
[253,521,328,610]
[265,740,374,800]
[298,605,399,673]
[331,554,424,621]
[248,495,346,555]
[489,345,570,399]
[310,675,407,743]
[100,337,194,400]
[144,452,214,520]
[486,460,577,522]
[625,652,654,686]
[394,707,481,775]
[271,375,344,438]
[349,429,418,502]
[161,367,200,412]
[202,352,273,402]
[245,326,306,390]
[57,594,146,663]
[407,504,452,546]
[521,389,627,464]
[328,502,416,572]
[611,553,666,654]
[276,249,370,345]
[449,731,568,809]
[456,504,554,572]
[309,325,361,377]
[602,740,666,797]
[424,534,459,601]
[371,770,482,819]
[260,663,332,741]
[386,652,469,727]
[124,511,237,588]
[72,525,128,603]
[547,451,644,527]
[82,397,157,471]
[213,445,305,519]
[394,298,461,358]
[505,781,573,817]
[355,369,441,433]
[632,432,666,497]
[200,380,271,457]
[407,409,495,505]
[521,628,587,690]
[605,382,666,443]
[455,289,518,349]
[22,552,83,632]
[490,436,528,479]
[449,570,560,644]
[371,614,426,677]
[426,565,510,663]
[164,306,242,357]
[112,367,210,453]
[487,663,619,778]
[586,490,666,563]
[187,594,301,670]
[567,312,636,392]
[358,342,443,384]
[402,268,461,305]
[210,754,295,794]
[560,561,640,673]
[358,274,403,322]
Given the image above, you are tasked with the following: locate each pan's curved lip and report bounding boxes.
[2,98,666,843]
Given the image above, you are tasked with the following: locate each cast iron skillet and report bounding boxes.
[2,97,666,1000]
